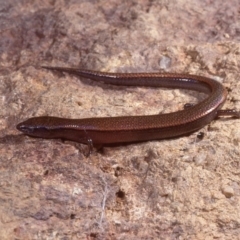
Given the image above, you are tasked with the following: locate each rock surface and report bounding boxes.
[0,0,240,239]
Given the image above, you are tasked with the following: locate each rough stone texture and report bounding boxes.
[1,0,240,239]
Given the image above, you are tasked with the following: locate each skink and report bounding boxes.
[17,66,240,151]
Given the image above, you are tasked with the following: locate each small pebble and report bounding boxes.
[221,186,234,198]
